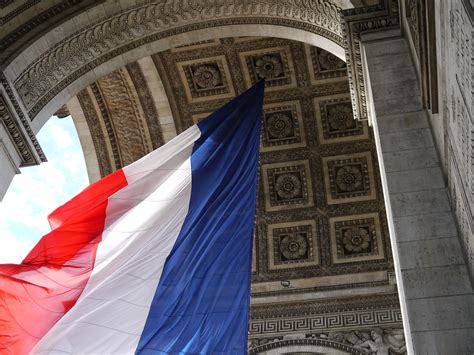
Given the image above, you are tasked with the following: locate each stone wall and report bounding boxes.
[363,34,474,355]
[402,0,474,277]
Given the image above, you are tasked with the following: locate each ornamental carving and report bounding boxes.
[193,65,223,90]
[240,46,296,90]
[315,95,369,143]
[280,232,308,261]
[249,328,406,354]
[12,0,343,118]
[343,0,401,121]
[342,226,371,253]
[0,94,37,166]
[275,173,302,200]
[330,213,385,264]
[323,152,376,204]
[178,56,235,103]
[0,74,45,164]
[318,49,346,71]
[262,160,314,212]
[336,165,364,193]
[254,54,283,80]
[266,112,293,139]
[267,220,318,270]
[262,100,305,151]
[327,102,356,131]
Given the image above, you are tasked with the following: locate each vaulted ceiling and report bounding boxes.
[65,36,403,350]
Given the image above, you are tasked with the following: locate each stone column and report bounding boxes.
[361,33,474,354]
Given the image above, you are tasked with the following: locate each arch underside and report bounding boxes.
[0,0,406,350]
[64,35,404,349]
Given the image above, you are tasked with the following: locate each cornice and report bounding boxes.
[343,0,400,120]
[0,74,45,165]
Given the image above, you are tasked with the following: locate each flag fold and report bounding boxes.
[0,81,264,355]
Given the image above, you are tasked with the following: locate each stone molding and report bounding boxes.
[0,83,44,166]
[0,0,403,169]
[249,338,368,354]
[249,308,402,337]
[343,0,400,120]
[12,0,344,119]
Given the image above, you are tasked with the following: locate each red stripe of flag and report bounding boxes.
[0,169,128,354]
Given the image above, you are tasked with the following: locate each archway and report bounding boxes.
[6,1,472,354]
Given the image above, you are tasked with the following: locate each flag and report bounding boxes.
[0,81,264,354]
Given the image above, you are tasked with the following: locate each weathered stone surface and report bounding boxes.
[382,147,439,173]
[380,128,434,153]
[386,167,445,193]
[407,295,474,331]
[398,237,465,269]
[371,80,419,101]
[412,328,474,355]
[367,34,474,354]
[402,265,472,299]
[393,212,457,242]
[389,188,450,217]
[377,111,429,135]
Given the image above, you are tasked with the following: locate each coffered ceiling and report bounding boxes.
[66,35,402,349]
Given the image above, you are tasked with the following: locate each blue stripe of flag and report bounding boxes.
[136,81,264,354]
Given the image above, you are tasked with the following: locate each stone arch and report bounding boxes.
[249,338,367,355]
[4,0,345,134]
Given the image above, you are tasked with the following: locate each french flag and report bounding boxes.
[0,82,264,354]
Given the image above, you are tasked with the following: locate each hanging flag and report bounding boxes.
[0,81,264,354]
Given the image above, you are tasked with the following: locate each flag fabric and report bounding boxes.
[0,81,264,354]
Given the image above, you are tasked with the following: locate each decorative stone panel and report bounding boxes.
[9,0,345,119]
[177,56,235,103]
[262,160,314,212]
[330,213,384,264]
[239,46,297,91]
[252,232,258,273]
[323,152,376,205]
[267,220,319,271]
[315,94,369,143]
[249,308,402,338]
[262,100,306,152]
[170,39,220,53]
[305,45,347,84]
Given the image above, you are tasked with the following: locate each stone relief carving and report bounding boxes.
[0,74,45,164]
[248,328,406,354]
[330,213,384,264]
[352,328,407,354]
[267,220,319,270]
[76,89,114,177]
[150,37,393,285]
[0,94,38,166]
[96,69,152,166]
[314,95,369,143]
[342,226,371,253]
[126,62,165,150]
[254,54,284,80]
[262,160,314,212]
[73,37,400,341]
[12,0,343,118]
[178,56,235,103]
[192,65,223,89]
[262,100,306,151]
[343,0,400,121]
[240,46,297,90]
